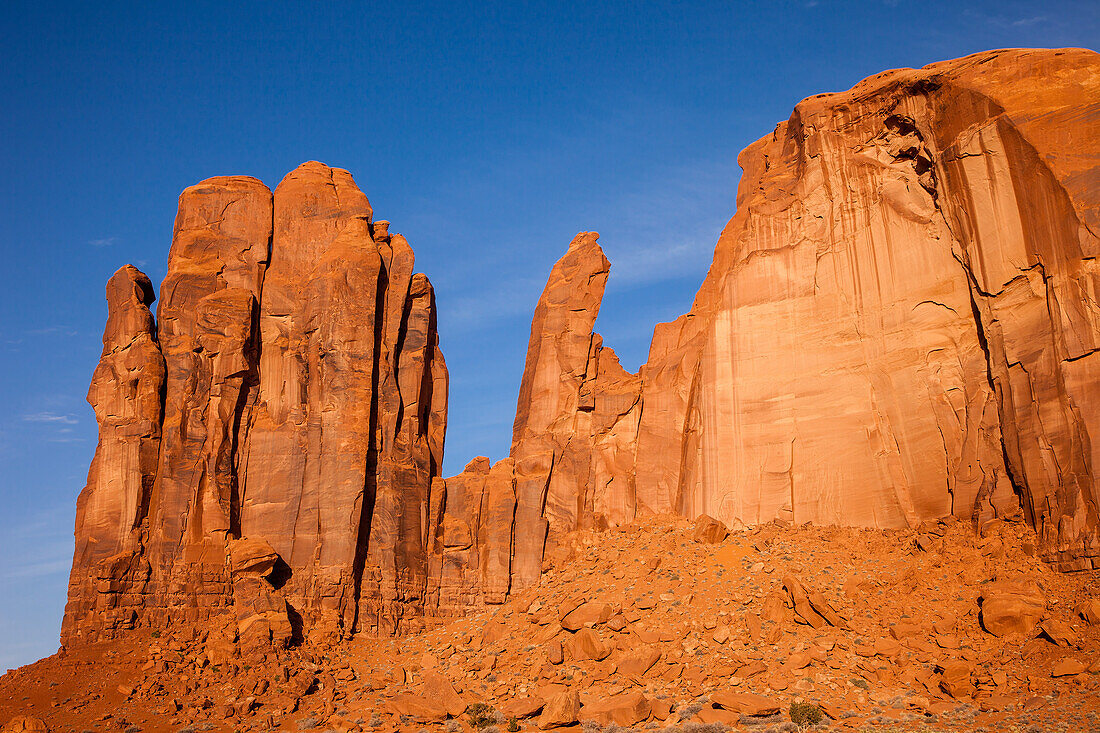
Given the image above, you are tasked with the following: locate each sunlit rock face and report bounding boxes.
[503,48,1100,573]
[64,48,1100,648]
[634,48,1100,570]
[63,163,449,645]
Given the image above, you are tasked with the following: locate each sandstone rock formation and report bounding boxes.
[64,162,448,644]
[66,265,165,637]
[64,48,1100,653]
[512,47,1100,571]
[648,47,1100,570]
[509,232,643,578]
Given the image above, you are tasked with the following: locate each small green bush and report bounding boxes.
[506,718,521,732]
[468,702,496,729]
[790,701,824,726]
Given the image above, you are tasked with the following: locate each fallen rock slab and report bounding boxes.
[581,691,651,726]
[1,718,48,733]
[389,692,449,721]
[538,689,580,729]
[616,646,660,677]
[980,580,1047,637]
[1052,658,1087,677]
[692,514,729,544]
[502,696,545,719]
[710,691,781,716]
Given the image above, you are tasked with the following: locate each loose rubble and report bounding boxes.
[4,515,1100,731]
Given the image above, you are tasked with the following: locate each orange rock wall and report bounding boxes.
[497,48,1100,577]
[65,49,1100,650]
[63,163,449,644]
[636,48,1100,569]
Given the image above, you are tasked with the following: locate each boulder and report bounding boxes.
[1076,599,1100,625]
[1,718,48,733]
[565,628,610,661]
[502,696,545,719]
[783,575,846,628]
[616,646,661,677]
[421,670,466,717]
[228,538,280,578]
[710,691,781,716]
[560,601,614,631]
[980,580,1047,636]
[581,691,651,726]
[1051,658,1087,677]
[695,705,741,725]
[938,660,975,698]
[692,515,729,544]
[1039,618,1078,647]
[389,692,449,721]
[538,689,580,729]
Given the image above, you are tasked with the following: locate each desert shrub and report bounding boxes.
[468,702,497,729]
[789,702,824,727]
[682,723,731,733]
[507,718,521,732]
[678,701,705,720]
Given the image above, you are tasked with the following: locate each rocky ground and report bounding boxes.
[3,515,1099,733]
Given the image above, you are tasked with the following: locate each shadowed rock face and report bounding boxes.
[63,162,449,645]
[64,48,1100,649]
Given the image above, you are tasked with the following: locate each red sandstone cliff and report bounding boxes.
[65,48,1100,650]
[636,47,1100,571]
[64,162,448,645]
[495,47,1100,578]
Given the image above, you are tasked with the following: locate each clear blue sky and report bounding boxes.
[1,0,1096,671]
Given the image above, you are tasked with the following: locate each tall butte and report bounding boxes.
[64,162,448,647]
[65,47,1100,652]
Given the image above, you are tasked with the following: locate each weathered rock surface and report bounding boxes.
[509,232,641,584]
[64,48,1100,655]
[580,691,650,726]
[508,48,1100,572]
[979,579,1047,636]
[710,691,781,716]
[641,48,1100,569]
[64,162,449,644]
[537,689,580,729]
[64,265,165,637]
[426,455,518,611]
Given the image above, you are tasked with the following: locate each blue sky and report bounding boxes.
[1,0,1096,671]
